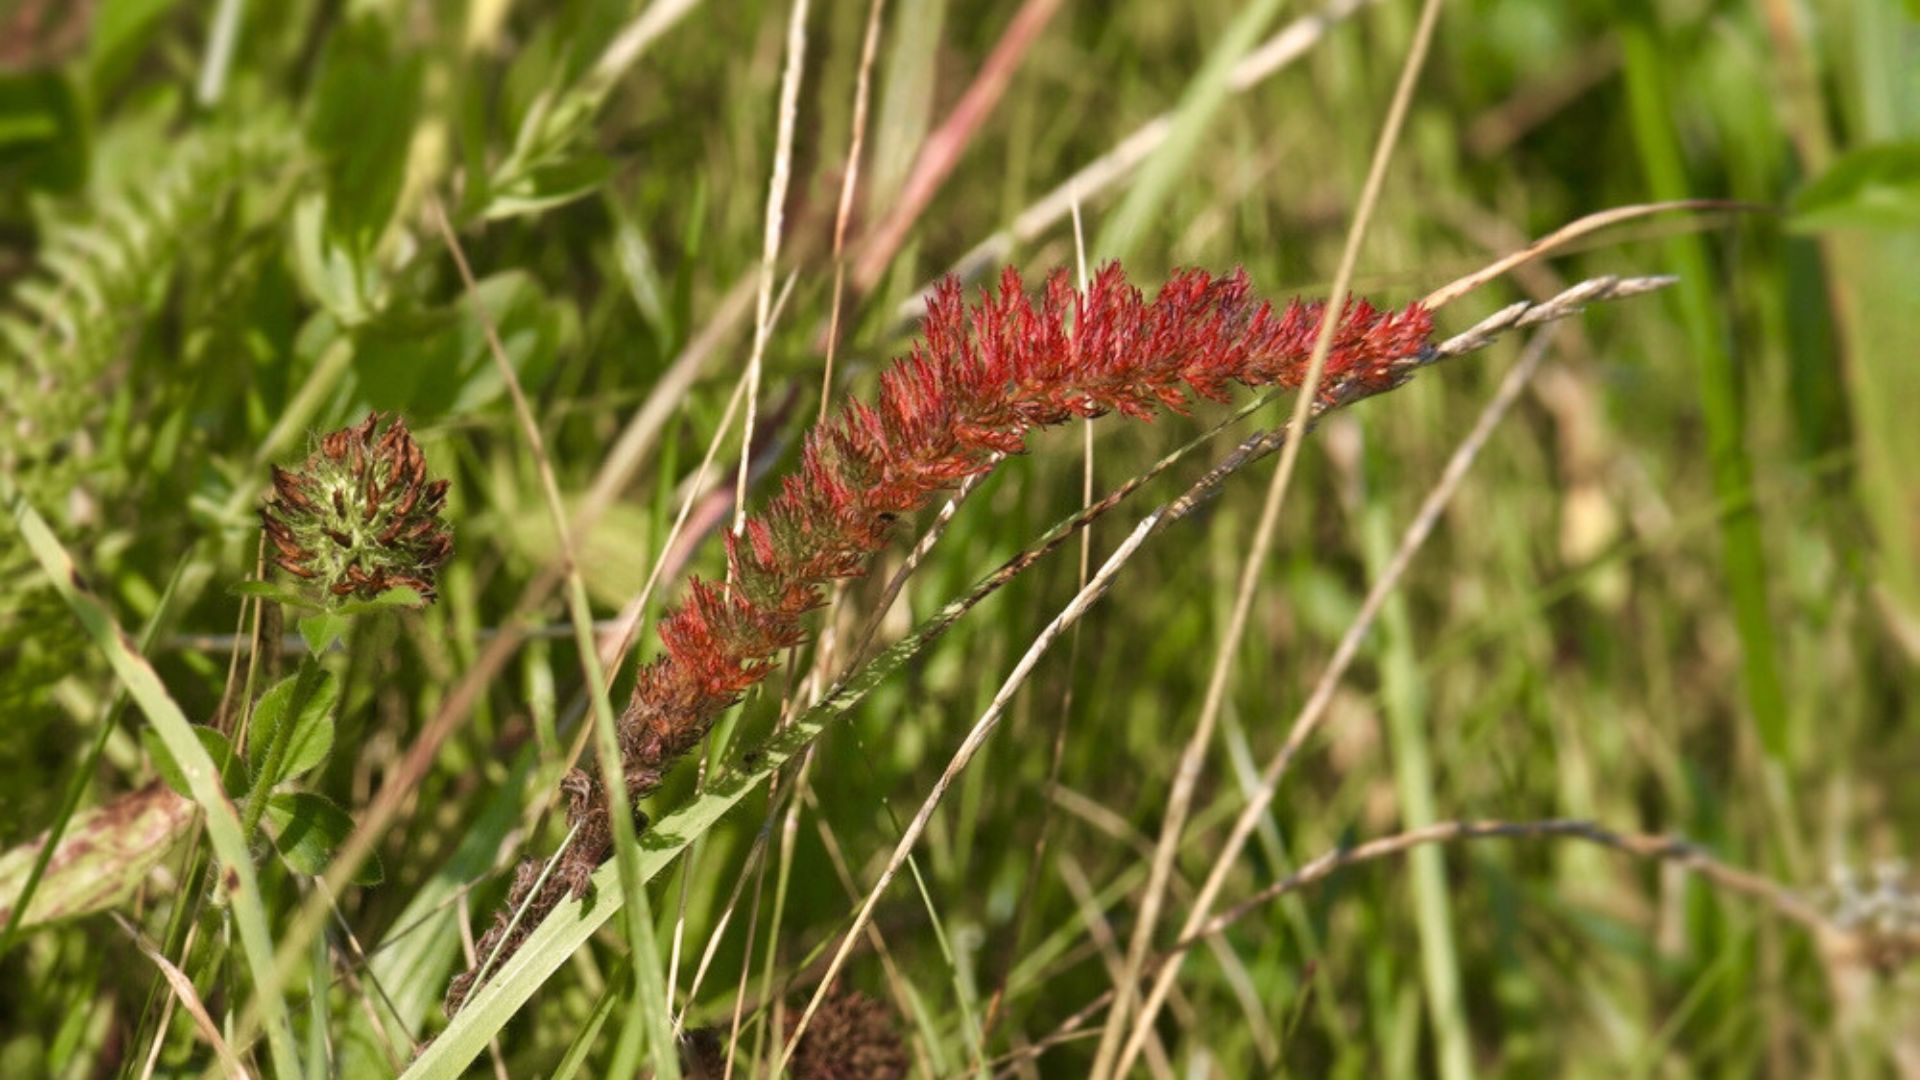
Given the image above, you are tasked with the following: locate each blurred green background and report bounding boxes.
[1,0,1917,1075]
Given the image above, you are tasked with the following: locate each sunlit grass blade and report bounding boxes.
[403,526,1051,1078]
[1357,415,1471,1080]
[9,495,304,1080]
[1621,24,1800,874]
[1093,0,1286,263]
[0,558,188,953]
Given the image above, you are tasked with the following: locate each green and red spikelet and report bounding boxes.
[261,412,453,605]
[446,264,1433,1014]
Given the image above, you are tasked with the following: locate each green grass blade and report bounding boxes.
[564,567,679,1079]
[337,753,537,1077]
[1094,0,1286,263]
[402,584,958,1079]
[1817,0,1920,623]
[9,496,304,1080]
[1359,420,1472,1080]
[869,0,949,214]
[0,557,187,954]
[1620,25,1791,760]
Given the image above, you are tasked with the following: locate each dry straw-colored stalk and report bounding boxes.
[990,815,1867,1078]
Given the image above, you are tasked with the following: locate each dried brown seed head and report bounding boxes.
[785,991,907,1080]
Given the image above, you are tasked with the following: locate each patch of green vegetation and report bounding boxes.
[1,0,1916,1076]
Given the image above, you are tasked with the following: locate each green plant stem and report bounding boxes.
[240,656,325,844]
[196,0,247,107]
[1093,0,1284,263]
[1359,418,1472,1080]
[1620,24,1791,759]
[1621,23,1804,880]
[565,574,674,1080]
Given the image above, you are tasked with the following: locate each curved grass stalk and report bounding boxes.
[10,497,303,1080]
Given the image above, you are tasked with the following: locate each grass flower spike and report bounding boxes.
[447,263,1434,1013]
[260,412,453,605]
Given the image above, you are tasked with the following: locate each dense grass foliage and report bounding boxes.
[1,1,1916,1076]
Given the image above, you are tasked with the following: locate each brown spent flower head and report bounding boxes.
[784,991,909,1080]
[657,994,904,1079]
[260,411,452,604]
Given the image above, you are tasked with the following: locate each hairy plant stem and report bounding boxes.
[239,656,326,845]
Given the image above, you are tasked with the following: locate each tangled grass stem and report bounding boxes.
[994,815,1846,1078]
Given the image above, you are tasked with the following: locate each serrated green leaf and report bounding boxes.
[296,611,350,655]
[1791,141,1920,231]
[247,666,337,786]
[265,793,380,884]
[144,726,247,799]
